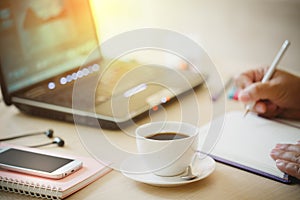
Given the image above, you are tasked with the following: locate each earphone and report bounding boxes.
[0,129,65,147]
[29,137,65,148]
[0,129,54,141]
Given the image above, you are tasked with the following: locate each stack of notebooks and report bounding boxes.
[0,144,112,199]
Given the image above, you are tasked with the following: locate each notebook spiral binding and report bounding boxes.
[0,176,62,200]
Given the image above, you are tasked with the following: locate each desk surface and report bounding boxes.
[0,85,299,200]
[1,0,300,198]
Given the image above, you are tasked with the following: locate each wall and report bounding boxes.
[91,0,300,75]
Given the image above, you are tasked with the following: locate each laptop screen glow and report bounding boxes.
[0,0,100,93]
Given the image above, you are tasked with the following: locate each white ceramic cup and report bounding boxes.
[136,121,199,177]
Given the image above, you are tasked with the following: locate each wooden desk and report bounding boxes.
[0,85,299,200]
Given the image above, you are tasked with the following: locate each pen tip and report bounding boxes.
[243,109,250,118]
[283,40,290,47]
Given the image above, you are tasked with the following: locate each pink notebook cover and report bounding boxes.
[0,143,112,199]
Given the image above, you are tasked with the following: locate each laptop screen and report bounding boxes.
[0,0,100,94]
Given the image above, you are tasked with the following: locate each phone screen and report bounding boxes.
[0,148,74,173]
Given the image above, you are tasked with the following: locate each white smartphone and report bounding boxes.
[0,147,83,179]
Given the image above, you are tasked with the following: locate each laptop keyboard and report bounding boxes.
[27,63,166,109]
[20,61,203,120]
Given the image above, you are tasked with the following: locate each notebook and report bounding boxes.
[199,111,300,183]
[0,0,204,129]
[0,144,112,199]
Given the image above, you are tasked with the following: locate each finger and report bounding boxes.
[256,101,284,118]
[276,159,300,179]
[275,143,300,153]
[235,67,268,89]
[238,82,276,103]
[253,101,267,114]
[241,99,278,116]
[270,149,300,164]
[234,74,253,89]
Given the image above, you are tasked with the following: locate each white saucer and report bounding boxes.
[122,155,215,187]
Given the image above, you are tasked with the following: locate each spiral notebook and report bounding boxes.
[199,111,300,183]
[0,144,112,199]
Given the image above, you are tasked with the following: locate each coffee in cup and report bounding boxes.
[136,121,199,176]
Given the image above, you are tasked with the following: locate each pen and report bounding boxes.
[243,40,290,117]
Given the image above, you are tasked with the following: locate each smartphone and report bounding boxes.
[0,147,82,179]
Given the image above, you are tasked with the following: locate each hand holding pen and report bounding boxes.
[234,40,300,120]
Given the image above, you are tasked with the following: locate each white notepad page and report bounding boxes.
[199,111,300,181]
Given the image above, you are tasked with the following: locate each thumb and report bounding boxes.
[238,82,276,103]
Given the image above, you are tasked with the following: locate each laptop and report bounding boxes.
[0,0,204,129]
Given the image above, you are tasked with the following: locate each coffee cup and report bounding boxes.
[136,121,199,177]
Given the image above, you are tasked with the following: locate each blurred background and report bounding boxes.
[91,0,300,76]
